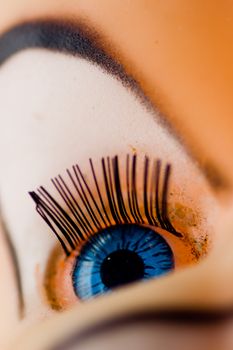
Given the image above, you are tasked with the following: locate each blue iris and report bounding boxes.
[72,224,174,300]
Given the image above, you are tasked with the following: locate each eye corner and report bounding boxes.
[43,244,76,311]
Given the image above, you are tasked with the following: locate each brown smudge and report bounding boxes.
[169,202,199,228]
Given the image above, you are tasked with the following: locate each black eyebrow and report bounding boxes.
[0,20,150,106]
[51,308,233,350]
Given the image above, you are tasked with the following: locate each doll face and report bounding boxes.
[0,2,233,350]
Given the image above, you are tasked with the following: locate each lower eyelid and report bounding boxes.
[43,222,208,311]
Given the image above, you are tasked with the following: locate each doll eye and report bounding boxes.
[30,154,207,309]
[73,224,174,299]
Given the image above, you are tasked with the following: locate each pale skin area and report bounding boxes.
[0,48,218,328]
[1,49,212,313]
[0,0,233,349]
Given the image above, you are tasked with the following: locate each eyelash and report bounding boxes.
[29,154,182,256]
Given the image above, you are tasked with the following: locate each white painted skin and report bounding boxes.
[0,49,219,332]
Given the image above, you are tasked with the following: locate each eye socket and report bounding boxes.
[30,154,209,310]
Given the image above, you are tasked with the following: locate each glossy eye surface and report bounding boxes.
[73,224,174,300]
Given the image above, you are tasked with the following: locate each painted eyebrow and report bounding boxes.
[0,20,150,106]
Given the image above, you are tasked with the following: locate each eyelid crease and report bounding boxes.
[29,154,182,256]
[0,214,25,318]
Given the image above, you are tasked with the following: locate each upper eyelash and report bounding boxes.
[29,154,182,256]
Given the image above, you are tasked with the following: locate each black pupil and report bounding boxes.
[100,249,145,289]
